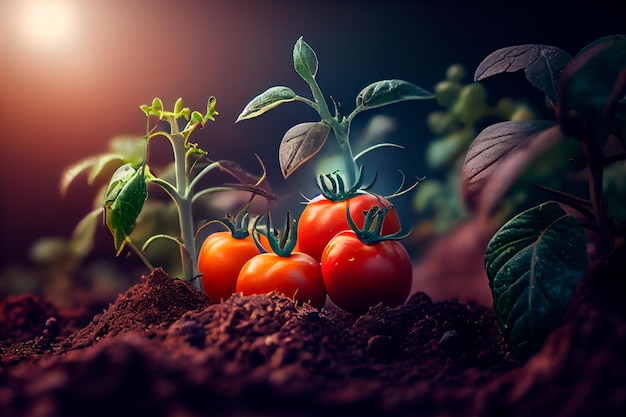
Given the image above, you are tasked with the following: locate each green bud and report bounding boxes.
[451,83,487,124]
[434,80,461,108]
[446,64,466,82]
[427,111,455,135]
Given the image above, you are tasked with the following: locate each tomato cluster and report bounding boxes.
[197,193,412,315]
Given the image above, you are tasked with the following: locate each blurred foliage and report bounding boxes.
[411,64,536,242]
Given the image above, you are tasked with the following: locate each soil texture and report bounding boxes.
[1,251,626,417]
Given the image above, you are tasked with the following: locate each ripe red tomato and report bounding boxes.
[198,232,269,303]
[321,230,412,315]
[236,252,326,308]
[297,193,401,261]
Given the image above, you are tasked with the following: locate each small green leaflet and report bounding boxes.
[103,163,148,254]
[485,201,587,358]
[236,86,297,122]
[355,79,433,110]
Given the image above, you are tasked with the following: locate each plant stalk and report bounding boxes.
[306,76,359,188]
[582,140,613,254]
[168,119,199,282]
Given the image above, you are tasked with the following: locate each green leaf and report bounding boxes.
[70,208,102,259]
[279,121,330,178]
[60,155,100,197]
[293,37,318,82]
[557,35,626,141]
[355,80,434,111]
[103,163,148,253]
[87,154,126,185]
[485,201,587,358]
[474,44,572,104]
[236,86,297,122]
[206,96,218,121]
[461,120,562,215]
[174,97,183,115]
[140,97,164,118]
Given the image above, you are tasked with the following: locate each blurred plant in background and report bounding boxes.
[410,64,536,243]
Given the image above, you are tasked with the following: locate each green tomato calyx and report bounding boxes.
[252,212,298,257]
[317,168,364,202]
[346,204,410,245]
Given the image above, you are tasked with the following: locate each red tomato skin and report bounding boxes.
[321,231,412,315]
[297,194,401,262]
[236,252,326,308]
[198,232,264,303]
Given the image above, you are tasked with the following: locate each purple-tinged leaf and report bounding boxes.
[279,122,330,178]
[557,35,626,142]
[461,120,562,216]
[475,45,572,104]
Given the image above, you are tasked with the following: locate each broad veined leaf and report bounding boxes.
[279,121,331,178]
[485,201,587,358]
[355,80,434,111]
[293,37,318,82]
[557,34,626,141]
[236,86,297,122]
[475,44,572,104]
[103,163,148,253]
[461,120,563,216]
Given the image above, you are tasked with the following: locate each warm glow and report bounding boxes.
[18,1,77,50]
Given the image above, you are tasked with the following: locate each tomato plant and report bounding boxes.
[236,213,326,308]
[298,192,400,261]
[321,206,412,315]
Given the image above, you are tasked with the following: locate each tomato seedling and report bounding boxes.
[63,98,274,284]
[236,37,433,191]
[321,205,412,315]
[236,213,326,308]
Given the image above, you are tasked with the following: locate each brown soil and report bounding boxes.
[1,246,626,417]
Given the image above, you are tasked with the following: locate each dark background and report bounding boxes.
[0,0,624,269]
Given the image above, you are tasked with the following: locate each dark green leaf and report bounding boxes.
[557,35,626,141]
[485,201,587,358]
[236,86,297,122]
[293,37,318,81]
[474,44,572,103]
[461,120,562,215]
[355,80,433,110]
[279,122,330,178]
[103,163,148,253]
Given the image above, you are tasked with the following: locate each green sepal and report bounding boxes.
[317,168,364,202]
[253,212,298,257]
[345,204,410,245]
